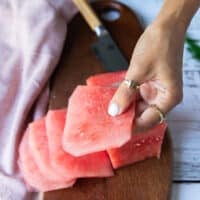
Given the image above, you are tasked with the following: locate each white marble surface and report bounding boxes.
[171,183,200,200]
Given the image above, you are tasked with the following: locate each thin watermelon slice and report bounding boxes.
[28,118,70,181]
[107,123,167,169]
[63,85,136,156]
[18,130,75,192]
[86,70,126,87]
[46,109,113,178]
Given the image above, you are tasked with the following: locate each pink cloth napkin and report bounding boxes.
[0,0,77,199]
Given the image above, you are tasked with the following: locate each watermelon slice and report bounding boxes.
[107,123,167,169]
[86,70,126,87]
[63,85,136,156]
[18,130,75,192]
[86,71,167,167]
[28,118,70,181]
[46,109,113,178]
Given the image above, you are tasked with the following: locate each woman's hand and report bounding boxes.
[107,0,199,133]
[108,23,184,132]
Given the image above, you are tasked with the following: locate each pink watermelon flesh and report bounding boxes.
[18,130,75,192]
[46,109,113,178]
[63,85,136,156]
[28,118,70,181]
[86,70,126,87]
[107,123,167,169]
[86,71,167,167]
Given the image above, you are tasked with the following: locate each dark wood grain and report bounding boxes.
[43,1,173,199]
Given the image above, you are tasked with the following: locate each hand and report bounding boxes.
[108,22,185,133]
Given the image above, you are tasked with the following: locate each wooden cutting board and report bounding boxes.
[43,1,173,199]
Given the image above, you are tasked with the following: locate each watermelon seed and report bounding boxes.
[141,139,145,144]
[155,137,161,142]
[79,132,85,137]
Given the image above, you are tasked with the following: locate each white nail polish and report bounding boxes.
[108,102,120,116]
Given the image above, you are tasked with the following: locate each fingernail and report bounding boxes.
[108,102,120,116]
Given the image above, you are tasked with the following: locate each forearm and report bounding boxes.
[154,0,200,33]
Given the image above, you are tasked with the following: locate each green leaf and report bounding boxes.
[185,36,200,61]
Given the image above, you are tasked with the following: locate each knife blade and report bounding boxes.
[72,0,129,71]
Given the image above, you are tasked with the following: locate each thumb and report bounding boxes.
[107,73,141,116]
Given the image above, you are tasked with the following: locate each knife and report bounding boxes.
[72,0,129,71]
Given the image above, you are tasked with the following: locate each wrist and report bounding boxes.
[152,0,199,34]
[151,17,186,41]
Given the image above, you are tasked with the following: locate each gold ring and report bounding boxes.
[123,79,140,89]
[149,104,165,123]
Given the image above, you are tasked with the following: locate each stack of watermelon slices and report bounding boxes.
[18,71,167,192]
